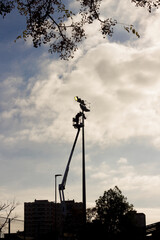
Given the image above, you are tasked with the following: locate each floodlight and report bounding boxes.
[74,96,90,112]
[74,96,78,102]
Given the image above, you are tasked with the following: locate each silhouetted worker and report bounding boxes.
[73,112,86,128]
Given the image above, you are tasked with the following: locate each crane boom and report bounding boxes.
[59,127,80,203]
[59,112,84,214]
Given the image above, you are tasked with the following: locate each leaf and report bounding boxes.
[132,28,136,34]
[16,35,22,40]
[136,31,140,38]
[124,25,140,38]
[124,26,129,33]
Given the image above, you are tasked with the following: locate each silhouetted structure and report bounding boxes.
[4,231,25,240]
[83,211,146,240]
[121,212,146,240]
[146,222,160,240]
[25,200,60,239]
[24,199,83,240]
[62,200,83,239]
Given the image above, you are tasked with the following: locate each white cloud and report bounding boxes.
[85,155,160,214]
[1,0,160,150]
[2,38,160,150]
[117,157,128,164]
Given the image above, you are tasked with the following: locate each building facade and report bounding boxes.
[25,200,57,239]
[24,199,83,239]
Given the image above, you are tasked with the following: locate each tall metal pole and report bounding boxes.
[8,218,11,235]
[55,174,62,240]
[74,96,90,227]
[82,112,86,225]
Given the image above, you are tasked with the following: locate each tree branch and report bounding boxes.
[0,200,19,232]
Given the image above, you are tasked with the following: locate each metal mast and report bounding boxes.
[59,96,90,225]
[74,96,90,225]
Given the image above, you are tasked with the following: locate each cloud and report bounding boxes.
[1,37,160,150]
[117,157,128,164]
[1,0,160,150]
[86,156,160,212]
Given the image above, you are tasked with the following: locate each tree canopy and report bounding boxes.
[85,186,143,240]
[0,0,159,59]
[95,186,134,235]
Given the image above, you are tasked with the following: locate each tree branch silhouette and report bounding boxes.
[0,0,157,59]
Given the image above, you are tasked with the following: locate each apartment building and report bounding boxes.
[24,199,83,239]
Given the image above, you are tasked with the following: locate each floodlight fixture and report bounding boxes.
[74,96,90,112]
[74,96,78,102]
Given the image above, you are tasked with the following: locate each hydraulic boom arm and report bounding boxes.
[59,127,80,205]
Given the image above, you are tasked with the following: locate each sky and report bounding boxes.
[1,0,160,226]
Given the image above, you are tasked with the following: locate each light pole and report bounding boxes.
[82,111,86,225]
[74,96,90,225]
[55,174,62,240]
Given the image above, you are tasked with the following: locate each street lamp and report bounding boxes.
[55,174,62,240]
